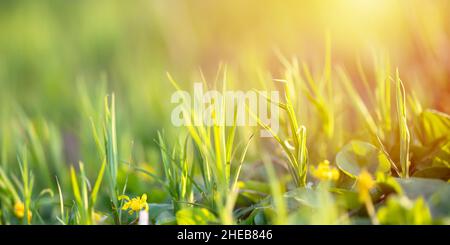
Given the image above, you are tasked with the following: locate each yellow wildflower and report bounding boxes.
[310,160,340,182]
[357,170,375,202]
[92,211,104,224]
[14,201,32,223]
[357,170,379,224]
[119,194,149,215]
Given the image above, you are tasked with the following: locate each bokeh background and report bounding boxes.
[0,0,449,204]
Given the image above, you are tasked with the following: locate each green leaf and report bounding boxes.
[386,178,450,221]
[238,181,271,194]
[429,185,450,220]
[412,139,449,165]
[395,70,411,178]
[155,211,177,225]
[90,159,107,205]
[148,203,173,221]
[254,211,267,225]
[284,187,343,224]
[417,109,450,145]
[377,175,403,195]
[284,188,320,209]
[336,140,391,178]
[431,140,450,168]
[377,196,432,225]
[176,207,217,225]
[413,167,450,181]
[329,188,361,210]
[396,177,449,200]
[69,166,82,207]
[412,109,450,172]
[236,181,271,205]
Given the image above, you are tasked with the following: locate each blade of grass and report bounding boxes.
[395,69,411,178]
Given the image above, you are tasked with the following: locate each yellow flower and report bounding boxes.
[310,160,340,182]
[119,194,149,215]
[14,201,32,223]
[92,211,104,224]
[357,170,375,202]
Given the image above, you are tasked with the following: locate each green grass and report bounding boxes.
[0,55,449,225]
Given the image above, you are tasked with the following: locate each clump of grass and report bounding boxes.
[337,62,412,178]
[67,160,106,225]
[156,131,195,212]
[17,148,34,225]
[253,80,309,188]
[0,146,54,225]
[103,94,120,212]
[0,50,448,226]
[167,69,253,224]
[85,93,121,223]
